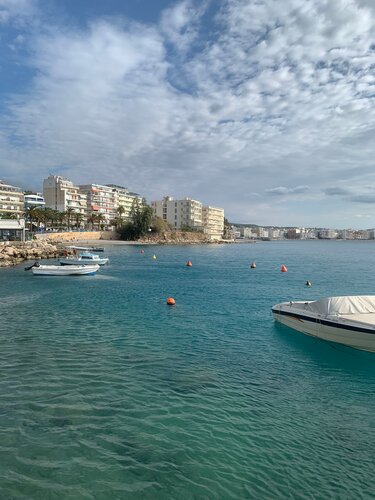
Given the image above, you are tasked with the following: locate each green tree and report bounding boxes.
[96,213,105,230]
[38,208,55,231]
[116,205,125,225]
[151,216,170,234]
[26,206,40,233]
[0,211,19,219]
[65,207,75,231]
[223,217,231,239]
[87,213,97,230]
[74,212,83,230]
[118,199,153,240]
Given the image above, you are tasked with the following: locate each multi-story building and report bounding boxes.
[0,180,25,218]
[107,184,143,220]
[151,196,203,230]
[24,193,45,210]
[286,228,302,239]
[43,175,87,216]
[79,184,116,225]
[318,229,338,239]
[202,205,224,240]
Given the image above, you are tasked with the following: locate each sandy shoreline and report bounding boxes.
[63,239,230,246]
[64,239,148,246]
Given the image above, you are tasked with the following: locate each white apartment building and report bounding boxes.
[0,180,25,217]
[202,206,224,240]
[151,196,203,230]
[107,184,143,220]
[318,229,338,239]
[239,227,258,239]
[24,193,45,210]
[79,183,116,225]
[43,175,87,216]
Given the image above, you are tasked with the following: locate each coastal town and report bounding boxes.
[0,176,225,241]
[232,226,375,241]
[1,176,375,243]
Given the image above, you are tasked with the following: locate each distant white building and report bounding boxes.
[0,180,25,218]
[43,175,87,216]
[202,206,224,240]
[79,183,116,225]
[318,229,338,239]
[107,184,143,221]
[24,193,45,210]
[151,196,203,230]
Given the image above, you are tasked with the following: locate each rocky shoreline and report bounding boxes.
[0,233,232,268]
[138,230,229,245]
[0,241,60,268]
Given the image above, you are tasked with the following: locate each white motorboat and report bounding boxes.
[272,296,375,353]
[31,264,100,276]
[60,252,109,266]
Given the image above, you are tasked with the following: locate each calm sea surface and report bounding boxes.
[0,241,374,499]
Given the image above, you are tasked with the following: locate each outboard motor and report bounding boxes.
[24,261,40,271]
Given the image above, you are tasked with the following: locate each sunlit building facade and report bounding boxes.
[107,184,143,221]
[0,180,25,218]
[79,183,116,225]
[202,205,224,240]
[151,196,203,230]
[43,175,87,216]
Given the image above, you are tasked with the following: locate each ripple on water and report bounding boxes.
[0,242,375,499]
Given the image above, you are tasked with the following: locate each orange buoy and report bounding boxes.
[281,264,288,272]
[186,260,193,267]
[250,262,256,269]
[152,254,157,260]
[166,297,176,305]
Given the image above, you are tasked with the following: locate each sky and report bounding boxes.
[0,0,374,228]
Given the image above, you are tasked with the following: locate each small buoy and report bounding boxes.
[166,297,176,305]
[281,265,288,272]
[186,260,192,267]
[250,262,256,269]
[306,280,312,287]
[140,249,144,254]
[152,255,157,260]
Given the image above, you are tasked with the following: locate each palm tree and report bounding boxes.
[39,208,53,231]
[117,205,125,225]
[96,213,105,230]
[74,212,83,230]
[65,207,75,231]
[87,213,97,230]
[53,210,63,230]
[26,206,39,233]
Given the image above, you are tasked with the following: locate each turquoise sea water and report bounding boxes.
[0,241,374,499]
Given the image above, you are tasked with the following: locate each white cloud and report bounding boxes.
[0,0,374,227]
[265,186,310,196]
[160,0,204,53]
[0,0,38,25]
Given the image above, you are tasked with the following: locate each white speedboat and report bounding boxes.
[60,252,109,266]
[272,296,375,353]
[32,264,100,276]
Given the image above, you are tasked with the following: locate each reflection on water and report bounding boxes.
[0,242,374,499]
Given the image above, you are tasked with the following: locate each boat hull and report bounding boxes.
[59,257,108,266]
[272,308,375,353]
[32,265,100,276]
